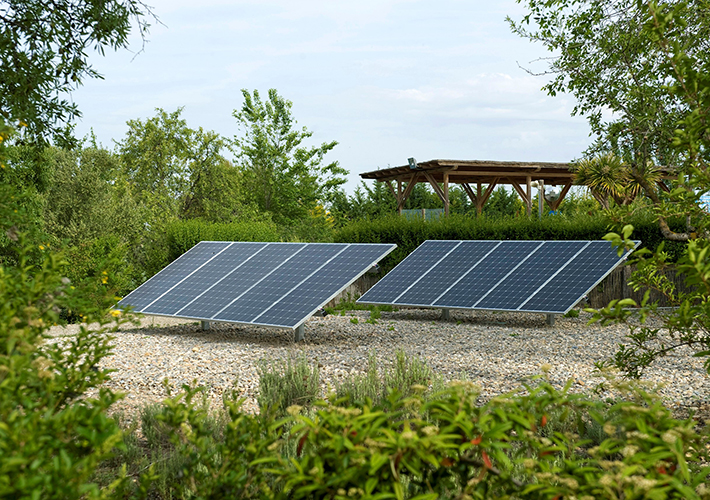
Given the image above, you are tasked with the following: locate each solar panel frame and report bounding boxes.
[357,240,639,315]
[118,241,396,330]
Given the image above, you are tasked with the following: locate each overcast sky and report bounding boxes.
[71,0,592,194]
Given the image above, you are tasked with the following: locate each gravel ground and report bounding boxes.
[49,308,710,417]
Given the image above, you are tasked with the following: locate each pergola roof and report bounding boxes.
[360,159,575,186]
[360,159,577,216]
[360,158,675,217]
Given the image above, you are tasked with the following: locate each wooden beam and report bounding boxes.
[423,171,446,202]
[526,176,532,216]
[461,183,477,205]
[480,179,498,206]
[444,170,572,178]
[384,180,397,200]
[510,180,529,204]
[399,172,419,212]
[550,181,573,211]
[443,172,450,216]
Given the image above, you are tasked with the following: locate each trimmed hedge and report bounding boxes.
[334,213,686,271]
[165,219,281,261]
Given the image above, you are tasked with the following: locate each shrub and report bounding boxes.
[257,355,320,416]
[0,185,128,499]
[335,350,441,408]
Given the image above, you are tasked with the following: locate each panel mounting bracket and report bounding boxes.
[441,308,451,320]
[546,314,556,326]
[201,320,211,331]
[295,324,305,342]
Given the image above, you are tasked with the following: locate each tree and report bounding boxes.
[572,153,661,209]
[232,89,348,225]
[509,0,710,240]
[0,0,155,142]
[118,108,247,223]
[589,0,710,377]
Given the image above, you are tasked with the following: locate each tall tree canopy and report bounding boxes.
[117,108,247,223]
[0,0,154,142]
[509,0,710,240]
[232,89,347,225]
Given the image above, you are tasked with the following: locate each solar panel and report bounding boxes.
[358,240,638,316]
[118,241,396,336]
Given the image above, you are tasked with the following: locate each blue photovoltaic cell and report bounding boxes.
[256,245,396,327]
[213,244,348,323]
[395,241,499,306]
[142,242,267,316]
[433,241,542,308]
[520,241,630,313]
[118,241,230,311]
[175,243,304,319]
[118,241,395,329]
[358,239,636,315]
[475,241,587,310]
[358,240,459,304]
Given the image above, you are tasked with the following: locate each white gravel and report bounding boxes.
[49,309,710,416]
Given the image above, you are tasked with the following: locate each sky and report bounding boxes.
[71,0,593,194]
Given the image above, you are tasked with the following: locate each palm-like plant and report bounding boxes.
[572,153,660,208]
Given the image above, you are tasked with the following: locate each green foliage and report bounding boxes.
[118,107,250,224]
[257,355,321,416]
[336,350,440,408]
[510,0,708,242]
[335,212,685,271]
[585,1,710,377]
[274,377,710,499]
[0,185,128,498]
[232,89,348,225]
[0,0,154,142]
[98,373,710,499]
[507,0,699,170]
[162,218,281,265]
[482,187,525,217]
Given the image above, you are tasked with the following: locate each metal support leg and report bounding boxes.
[295,324,305,342]
[546,314,555,326]
[441,308,451,320]
[201,320,210,331]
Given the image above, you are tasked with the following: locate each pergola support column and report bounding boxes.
[461,180,498,215]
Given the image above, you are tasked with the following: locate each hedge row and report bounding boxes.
[164,218,281,261]
[334,213,686,271]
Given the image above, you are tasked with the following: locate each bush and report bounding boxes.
[336,350,442,408]
[0,185,129,499]
[257,355,320,416]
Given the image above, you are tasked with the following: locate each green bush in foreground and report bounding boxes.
[0,186,130,499]
[139,373,710,500]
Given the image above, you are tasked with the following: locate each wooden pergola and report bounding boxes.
[360,159,577,216]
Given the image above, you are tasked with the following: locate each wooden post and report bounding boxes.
[443,172,450,216]
[538,179,544,218]
[526,175,532,216]
[476,182,483,215]
[397,179,403,215]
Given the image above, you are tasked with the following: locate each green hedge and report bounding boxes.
[165,219,282,262]
[334,213,686,271]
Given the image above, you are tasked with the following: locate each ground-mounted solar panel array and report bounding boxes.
[357,240,638,315]
[118,242,396,336]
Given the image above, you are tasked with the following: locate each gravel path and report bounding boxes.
[50,309,710,416]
